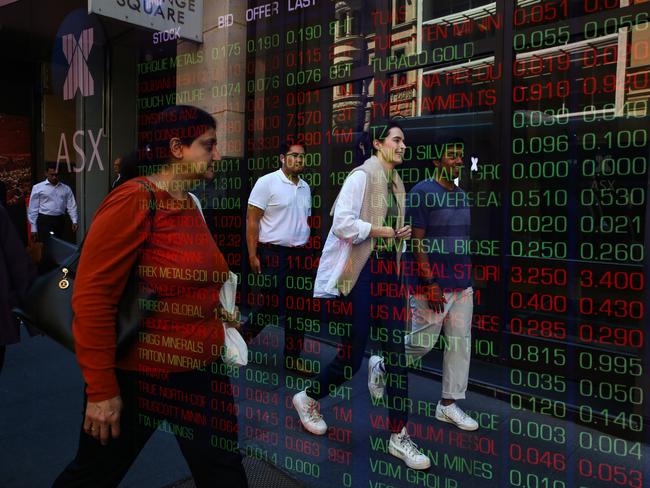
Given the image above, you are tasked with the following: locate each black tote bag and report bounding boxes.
[13,182,157,355]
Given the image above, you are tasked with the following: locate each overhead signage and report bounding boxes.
[53,8,105,102]
[88,0,203,42]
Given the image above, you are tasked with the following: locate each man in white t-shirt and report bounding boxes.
[245,142,312,370]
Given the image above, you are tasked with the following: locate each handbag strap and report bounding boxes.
[135,180,157,247]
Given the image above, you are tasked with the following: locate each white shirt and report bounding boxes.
[314,171,372,298]
[27,179,78,232]
[248,169,311,247]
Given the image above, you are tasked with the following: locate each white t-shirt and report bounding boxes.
[248,169,311,247]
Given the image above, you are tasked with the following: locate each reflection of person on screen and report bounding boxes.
[296,120,431,470]
[244,142,312,370]
[403,137,478,431]
[27,162,79,242]
[53,105,248,488]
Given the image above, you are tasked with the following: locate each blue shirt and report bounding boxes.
[404,179,471,290]
[27,180,78,232]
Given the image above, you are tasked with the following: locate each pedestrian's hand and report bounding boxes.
[30,232,38,242]
[426,282,446,313]
[84,395,122,446]
[395,225,411,240]
[249,255,261,274]
[371,226,395,239]
[71,223,79,232]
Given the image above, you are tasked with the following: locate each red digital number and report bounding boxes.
[578,458,642,487]
[582,45,618,68]
[217,215,242,227]
[285,296,321,312]
[245,387,279,406]
[285,434,321,457]
[304,234,322,250]
[326,299,352,316]
[579,270,645,290]
[245,406,279,426]
[308,215,321,230]
[287,131,322,147]
[247,292,279,308]
[288,254,320,271]
[287,110,323,127]
[247,135,280,151]
[510,291,567,313]
[513,53,570,77]
[217,233,241,247]
[512,81,570,102]
[285,48,322,67]
[509,443,566,471]
[285,90,321,107]
[513,0,567,26]
[245,426,279,446]
[328,447,352,465]
[583,74,617,95]
[578,324,644,348]
[583,0,620,14]
[286,337,321,355]
[510,266,567,286]
[579,298,644,319]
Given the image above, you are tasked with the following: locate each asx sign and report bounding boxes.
[62,28,94,100]
[53,9,104,101]
[56,129,105,173]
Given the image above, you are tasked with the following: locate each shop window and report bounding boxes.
[395,0,407,24]
[393,49,407,85]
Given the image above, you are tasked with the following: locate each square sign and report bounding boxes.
[88,0,203,42]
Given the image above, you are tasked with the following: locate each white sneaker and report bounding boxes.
[292,390,327,435]
[435,401,479,431]
[368,355,386,400]
[388,427,431,470]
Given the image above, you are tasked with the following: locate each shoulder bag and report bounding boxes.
[13,181,157,356]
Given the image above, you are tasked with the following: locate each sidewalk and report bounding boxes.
[0,331,188,487]
[1,325,648,487]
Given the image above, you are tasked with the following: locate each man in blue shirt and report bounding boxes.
[27,162,78,242]
[403,138,478,431]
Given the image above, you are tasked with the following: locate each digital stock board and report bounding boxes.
[131,1,650,487]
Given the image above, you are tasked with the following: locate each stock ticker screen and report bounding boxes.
[134,1,649,487]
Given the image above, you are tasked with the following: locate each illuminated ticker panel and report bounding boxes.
[508,3,648,488]
[131,0,649,487]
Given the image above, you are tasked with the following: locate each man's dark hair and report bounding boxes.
[279,140,305,156]
[431,135,465,163]
[45,162,59,172]
[368,119,405,154]
[113,151,140,188]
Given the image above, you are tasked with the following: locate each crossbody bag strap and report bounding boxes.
[188,192,205,222]
[135,180,157,244]
[70,180,158,259]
